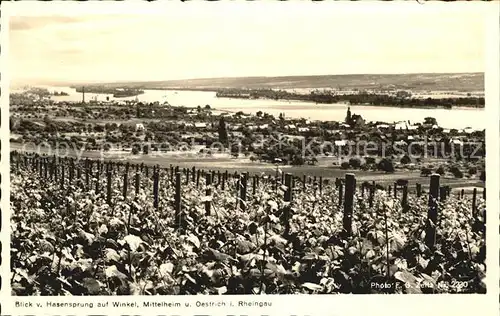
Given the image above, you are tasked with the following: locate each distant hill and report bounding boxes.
[48,72,485,92]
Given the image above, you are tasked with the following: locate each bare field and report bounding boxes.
[11,142,483,192]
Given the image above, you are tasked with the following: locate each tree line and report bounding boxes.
[216,89,484,108]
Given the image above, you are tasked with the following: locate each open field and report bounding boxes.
[11,142,483,194]
[64,73,484,92]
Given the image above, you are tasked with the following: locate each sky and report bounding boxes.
[6,2,487,85]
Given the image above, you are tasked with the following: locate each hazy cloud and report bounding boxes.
[10,16,85,31]
[7,8,486,85]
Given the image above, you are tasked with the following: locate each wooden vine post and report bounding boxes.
[69,158,74,184]
[76,159,81,182]
[153,166,159,211]
[439,186,447,202]
[426,174,440,248]
[44,158,49,179]
[16,153,20,174]
[123,163,129,198]
[368,181,375,208]
[106,163,112,206]
[54,156,59,182]
[38,157,43,178]
[472,188,477,218]
[205,172,212,216]
[33,154,38,172]
[60,159,65,190]
[284,173,293,202]
[221,171,226,191]
[240,172,248,210]
[283,173,293,237]
[95,160,101,193]
[135,168,140,196]
[85,158,90,188]
[401,180,409,212]
[343,173,356,237]
[175,172,181,219]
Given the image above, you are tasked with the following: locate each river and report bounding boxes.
[34,86,485,130]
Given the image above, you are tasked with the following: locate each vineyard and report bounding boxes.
[10,152,486,295]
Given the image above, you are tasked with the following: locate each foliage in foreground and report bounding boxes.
[11,168,486,295]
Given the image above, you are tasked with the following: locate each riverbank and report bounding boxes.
[213,88,484,109]
[115,86,485,109]
[73,86,145,98]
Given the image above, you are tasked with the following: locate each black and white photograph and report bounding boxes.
[3,1,496,305]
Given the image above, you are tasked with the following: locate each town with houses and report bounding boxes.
[10,87,484,182]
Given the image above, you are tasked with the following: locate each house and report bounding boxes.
[231,131,244,138]
[288,135,305,141]
[350,114,365,128]
[135,123,145,131]
[298,127,310,133]
[450,139,464,145]
[194,122,207,129]
[230,124,242,131]
[395,122,407,130]
[334,140,347,147]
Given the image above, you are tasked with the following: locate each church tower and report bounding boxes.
[345,106,352,123]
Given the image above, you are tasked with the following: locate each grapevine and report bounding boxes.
[10,155,486,295]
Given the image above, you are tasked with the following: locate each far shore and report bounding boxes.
[54,86,485,110]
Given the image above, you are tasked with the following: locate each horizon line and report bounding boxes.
[12,71,485,86]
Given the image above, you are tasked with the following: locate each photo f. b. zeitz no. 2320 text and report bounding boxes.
[9,12,486,295]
